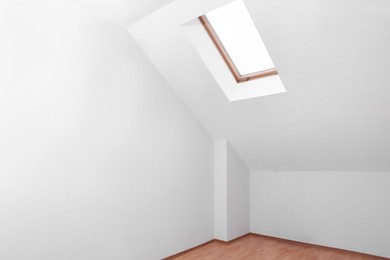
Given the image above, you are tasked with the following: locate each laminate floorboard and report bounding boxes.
[170,234,387,260]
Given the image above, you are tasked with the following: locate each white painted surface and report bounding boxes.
[214,140,228,241]
[129,0,390,171]
[0,1,214,259]
[213,140,249,241]
[71,0,175,26]
[226,143,250,240]
[250,171,390,258]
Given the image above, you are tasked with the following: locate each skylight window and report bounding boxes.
[199,0,278,83]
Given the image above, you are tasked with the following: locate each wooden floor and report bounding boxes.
[169,234,387,260]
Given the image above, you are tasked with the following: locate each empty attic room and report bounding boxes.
[1,0,390,259]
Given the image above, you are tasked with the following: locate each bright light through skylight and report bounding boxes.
[205,0,275,76]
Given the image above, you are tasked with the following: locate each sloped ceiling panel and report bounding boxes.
[71,0,175,26]
[76,0,390,171]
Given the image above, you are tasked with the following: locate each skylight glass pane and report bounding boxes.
[205,0,275,76]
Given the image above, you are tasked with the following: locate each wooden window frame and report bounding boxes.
[199,15,278,83]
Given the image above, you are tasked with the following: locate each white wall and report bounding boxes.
[250,171,390,258]
[214,140,228,240]
[214,140,249,241]
[0,1,214,259]
[226,143,250,240]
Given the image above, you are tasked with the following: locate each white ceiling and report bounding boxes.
[79,0,390,171]
[70,0,174,26]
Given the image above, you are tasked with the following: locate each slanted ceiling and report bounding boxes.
[76,0,390,171]
[70,0,174,26]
